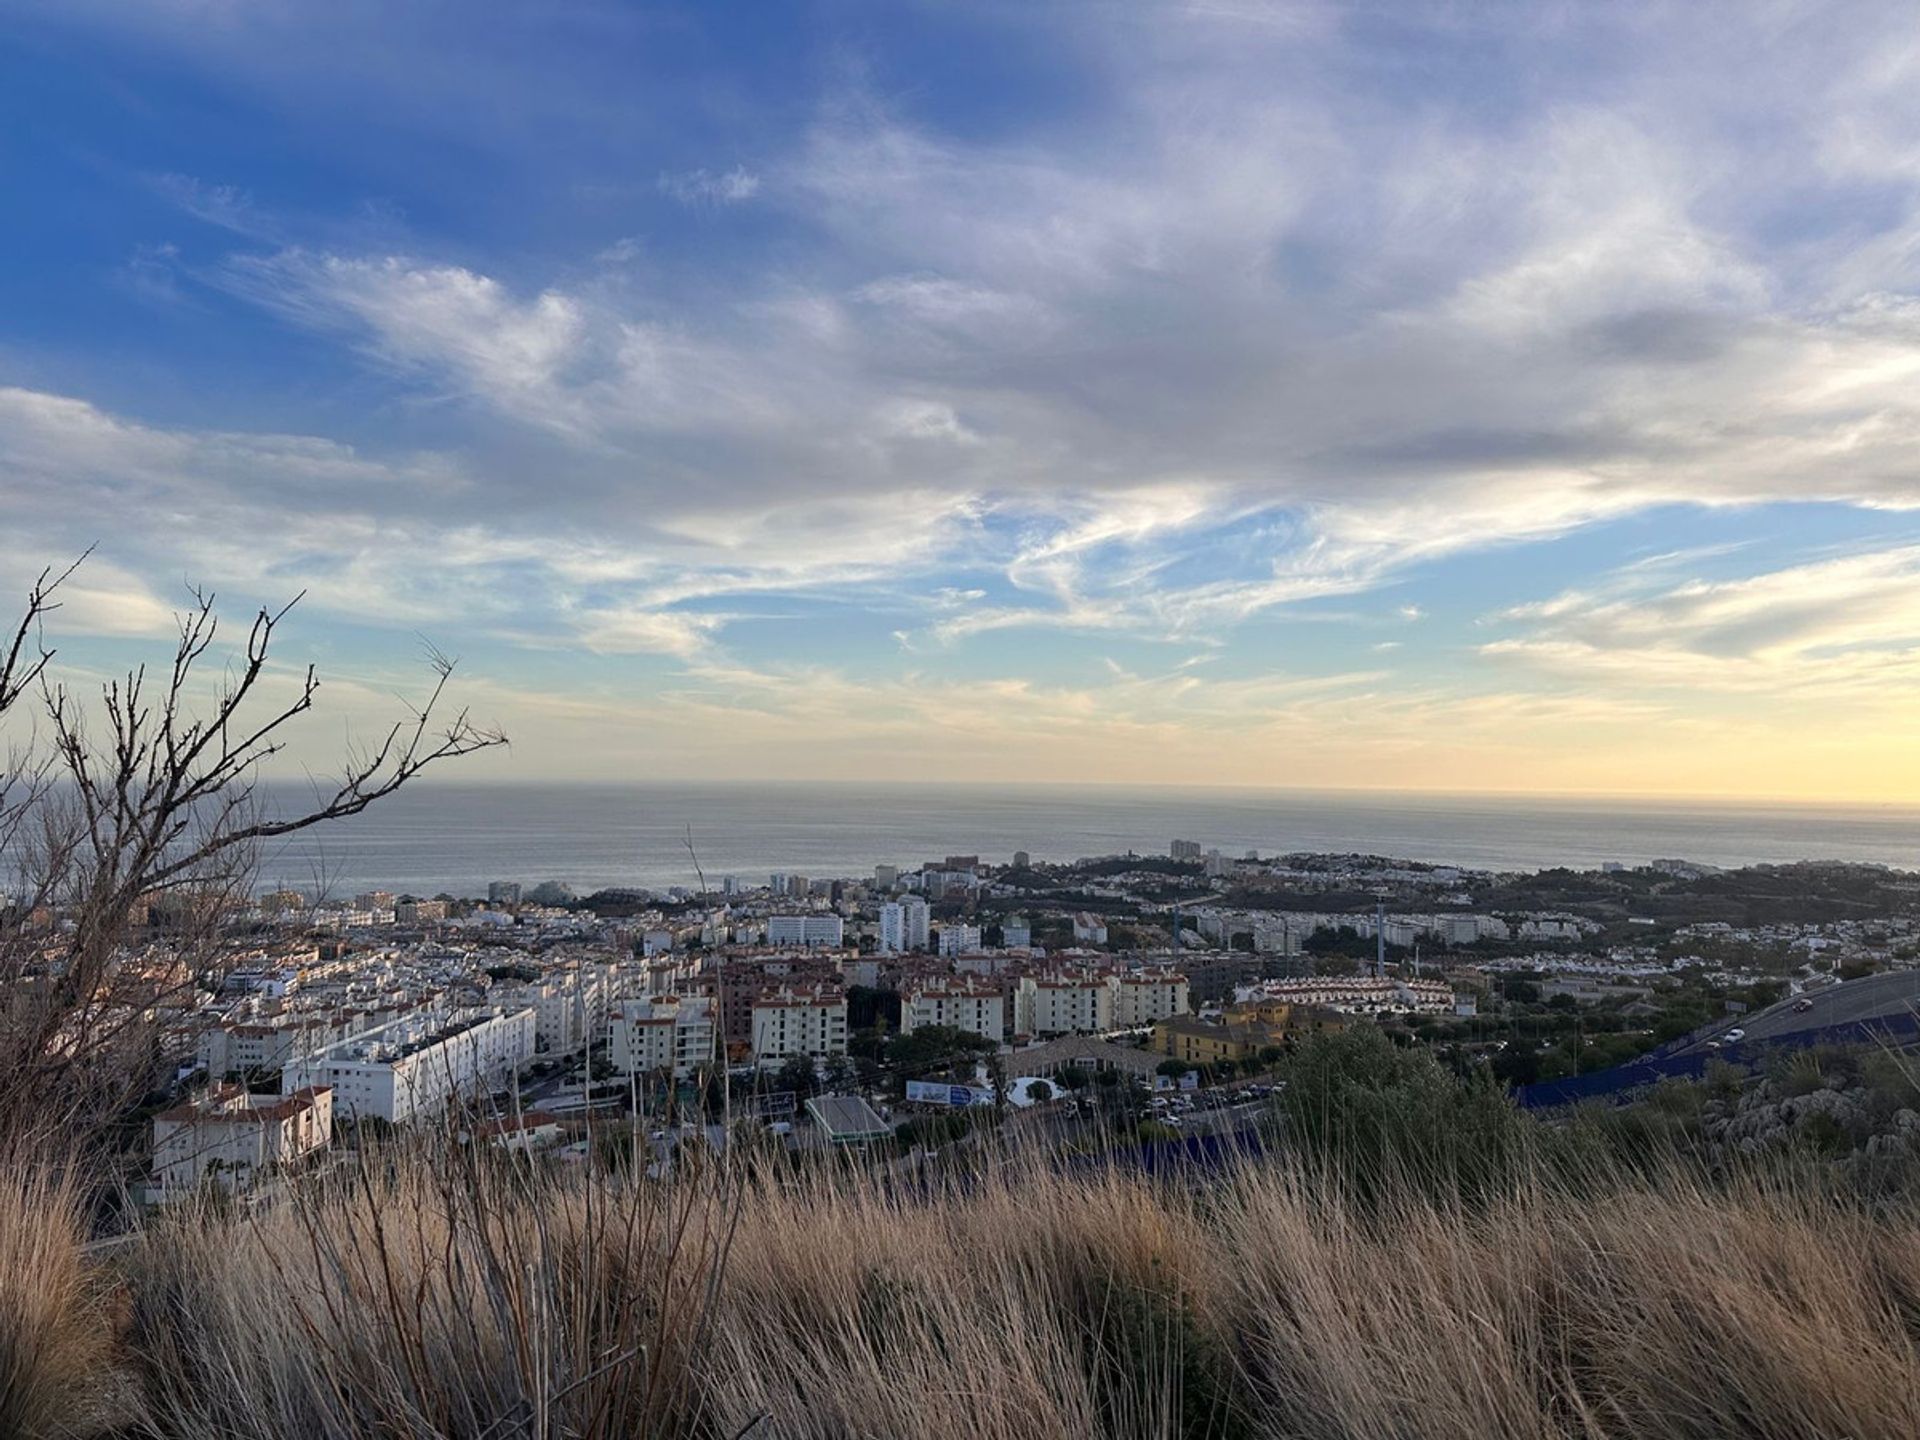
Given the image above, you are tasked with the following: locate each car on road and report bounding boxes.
[1794,997,1816,1013]
[1723,1028,1746,1043]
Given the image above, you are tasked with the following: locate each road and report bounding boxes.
[1675,969,1920,1055]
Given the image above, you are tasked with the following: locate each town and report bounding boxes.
[110,841,1920,1198]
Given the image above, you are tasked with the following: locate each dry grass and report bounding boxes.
[12,1134,1920,1439]
[0,1155,118,1440]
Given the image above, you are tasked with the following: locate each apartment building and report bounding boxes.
[497,964,614,1055]
[900,978,1006,1045]
[151,1082,333,1196]
[608,994,716,1079]
[938,923,983,957]
[901,896,931,950]
[765,914,844,948]
[1016,972,1114,1038]
[281,1007,536,1124]
[878,901,905,954]
[1111,968,1191,1028]
[750,986,849,1065]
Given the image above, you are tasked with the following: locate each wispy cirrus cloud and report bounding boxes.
[658,166,762,205]
[10,0,1920,789]
[1484,544,1920,697]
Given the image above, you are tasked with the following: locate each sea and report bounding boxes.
[250,782,1920,898]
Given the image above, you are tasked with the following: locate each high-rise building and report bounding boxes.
[488,881,521,905]
[902,896,931,951]
[1171,839,1203,862]
[874,863,899,889]
[1012,850,1031,869]
[878,902,905,954]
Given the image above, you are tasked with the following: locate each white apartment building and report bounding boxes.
[938,923,983,957]
[1111,969,1190,1028]
[281,1007,536,1124]
[902,897,931,951]
[1253,922,1304,956]
[1073,913,1109,945]
[1011,968,1187,1037]
[152,1082,332,1196]
[500,965,613,1055]
[197,1015,337,1077]
[878,902,905,954]
[766,914,845,948]
[900,979,1006,1044]
[1239,977,1456,1014]
[750,987,849,1066]
[1015,972,1115,1038]
[608,995,716,1079]
[1001,916,1032,948]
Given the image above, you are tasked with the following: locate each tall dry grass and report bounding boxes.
[14,1129,1920,1439]
[0,1155,118,1439]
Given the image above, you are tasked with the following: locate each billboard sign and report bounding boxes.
[906,1079,992,1107]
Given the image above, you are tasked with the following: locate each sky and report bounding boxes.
[4,1,1920,799]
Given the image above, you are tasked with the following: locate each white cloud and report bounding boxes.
[658,166,762,205]
[149,172,269,236]
[223,253,589,431]
[1483,544,1920,698]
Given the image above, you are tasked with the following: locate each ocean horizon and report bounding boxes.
[253,781,1920,898]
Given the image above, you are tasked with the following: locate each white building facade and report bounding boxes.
[608,995,716,1079]
[766,915,845,948]
[750,987,849,1065]
[900,980,1006,1044]
[281,1008,536,1125]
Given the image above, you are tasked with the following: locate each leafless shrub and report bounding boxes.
[0,559,505,1154]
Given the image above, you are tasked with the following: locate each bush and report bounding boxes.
[1276,1025,1539,1203]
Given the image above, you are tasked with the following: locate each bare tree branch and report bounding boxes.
[0,560,506,1157]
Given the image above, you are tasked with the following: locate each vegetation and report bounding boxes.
[7,1077,1920,1439]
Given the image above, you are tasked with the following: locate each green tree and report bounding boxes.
[775,1053,818,1100]
[1278,1025,1537,1204]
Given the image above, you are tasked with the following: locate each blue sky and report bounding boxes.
[5,1,1920,797]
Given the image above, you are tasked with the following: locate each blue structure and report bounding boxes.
[1514,1012,1920,1109]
